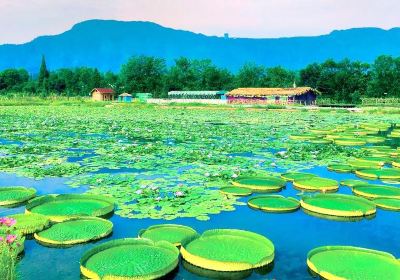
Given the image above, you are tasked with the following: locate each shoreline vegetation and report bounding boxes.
[0,54,400,104]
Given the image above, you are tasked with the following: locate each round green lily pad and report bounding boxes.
[280,172,317,182]
[334,138,366,146]
[80,238,179,279]
[0,186,36,206]
[309,139,332,144]
[26,194,115,222]
[232,176,285,192]
[353,185,400,199]
[220,187,252,196]
[9,213,51,235]
[289,134,318,141]
[393,161,400,168]
[139,224,199,246]
[348,159,382,169]
[307,246,400,280]
[340,179,369,188]
[300,194,376,217]
[293,177,339,192]
[181,229,274,272]
[248,195,300,212]
[373,198,400,211]
[34,217,113,246]
[327,164,354,173]
[356,168,400,180]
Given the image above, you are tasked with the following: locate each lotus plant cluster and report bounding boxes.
[0,217,21,280]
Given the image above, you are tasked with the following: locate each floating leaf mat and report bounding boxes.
[9,213,50,235]
[0,186,36,206]
[340,179,368,188]
[301,194,376,217]
[248,195,300,212]
[280,172,317,182]
[139,224,198,246]
[80,238,179,279]
[34,217,113,246]
[293,177,338,192]
[181,229,274,272]
[355,168,400,180]
[373,197,400,211]
[327,164,354,173]
[26,194,115,222]
[307,246,400,280]
[353,185,400,199]
[231,177,285,192]
[220,187,252,196]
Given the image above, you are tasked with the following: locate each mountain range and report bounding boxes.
[1,19,400,73]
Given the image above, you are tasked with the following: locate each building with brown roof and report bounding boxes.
[91,88,115,101]
[226,87,319,105]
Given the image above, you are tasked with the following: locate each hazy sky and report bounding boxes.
[1,0,399,44]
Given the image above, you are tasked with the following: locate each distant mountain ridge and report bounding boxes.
[1,19,400,73]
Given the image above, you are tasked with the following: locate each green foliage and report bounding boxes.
[248,195,300,212]
[26,194,115,221]
[80,238,179,279]
[139,224,199,246]
[307,246,400,280]
[34,217,113,245]
[8,213,50,235]
[182,229,274,271]
[0,187,36,206]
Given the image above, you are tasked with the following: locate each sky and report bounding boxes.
[1,0,400,44]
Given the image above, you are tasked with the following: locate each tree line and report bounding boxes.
[0,54,400,103]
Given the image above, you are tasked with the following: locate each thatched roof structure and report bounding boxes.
[227,87,319,97]
[168,91,226,97]
[119,93,132,97]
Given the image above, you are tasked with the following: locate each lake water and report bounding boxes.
[1,165,399,280]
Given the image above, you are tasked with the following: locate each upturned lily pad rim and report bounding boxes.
[373,197,400,211]
[248,195,300,213]
[280,172,317,182]
[300,193,376,217]
[181,229,275,272]
[220,187,253,196]
[355,168,400,180]
[353,185,400,199]
[231,176,285,192]
[34,217,113,246]
[293,177,339,192]
[80,238,179,279]
[307,246,400,280]
[327,164,354,173]
[0,186,36,206]
[138,224,199,246]
[9,213,51,235]
[25,193,115,222]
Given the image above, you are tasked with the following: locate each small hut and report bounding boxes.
[91,88,115,101]
[118,93,133,103]
[136,93,152,103]
[167,91,226,100]
[226,87,319,105]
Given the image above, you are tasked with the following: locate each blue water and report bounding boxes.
[1,166,400,279]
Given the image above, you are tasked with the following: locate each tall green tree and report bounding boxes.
[38,55,50,93]
[235,63,265,87]
[367,55,400,97]
[120,56,166,97]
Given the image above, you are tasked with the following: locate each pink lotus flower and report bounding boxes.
[6,234,17,244]
[0,217,16,227]
[0,236,3,242]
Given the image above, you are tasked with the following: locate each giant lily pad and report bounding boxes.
[248,195,300,212]
[301,194,376,217]
[293,177,339,192]
[80,238,179,279]
[220,187,252,196]
[355,168,400,180]
[373,197,400,211]
[0,186,36,206]
[26,194,115,222]
[353,185,400,199]
[181,229,274,272]
[307,246,400,280]
[139,224,198,246]
[280,172,317,182]
[34,217,113,246]
[231,176,285,192]
[9,213,51,235]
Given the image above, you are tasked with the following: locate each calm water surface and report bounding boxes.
[1,166,399,280]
